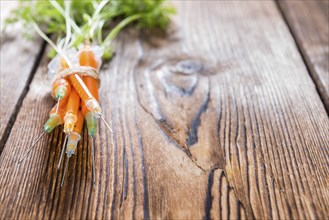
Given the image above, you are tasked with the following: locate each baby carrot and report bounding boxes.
[80,45,100,136]
[63,88,80,133]
[66,111,84,156]
[80,45,99,101]
[69,48,112,133]
[79,45,98,69]
[52,78,71,100]
[52,57,71,101]
[44,102,67,133]
[68,74,101,116]
[60,111,84,186]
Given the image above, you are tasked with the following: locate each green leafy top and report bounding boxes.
[5,0,175,59]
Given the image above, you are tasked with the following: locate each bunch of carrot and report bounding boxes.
[7,0,175,187]
[19,44,108,186]
[53,45,110,185]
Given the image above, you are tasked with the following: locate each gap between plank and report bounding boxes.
[0,40,47,154]
[275,1,329,115]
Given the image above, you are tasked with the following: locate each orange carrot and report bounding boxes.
[51,78,71,100]
[79,46,100,137]
[51,57,71,100]
[69,74,94,105]
[66,111,84,155]
[68,74,101,117]
[80,46,100,116]
[63,88,80,133]
[44,102,67,133]
[79,45,98,69]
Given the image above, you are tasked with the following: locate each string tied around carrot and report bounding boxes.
[56,66,100,86]
[7,0,176,188]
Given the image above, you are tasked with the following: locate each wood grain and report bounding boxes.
[0,1,44,151]
[278,0,329,111]
[0,1,328,219]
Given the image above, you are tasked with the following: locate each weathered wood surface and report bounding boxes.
[0,1,329,219]
[278,0,329,111]
[0,1,44,150]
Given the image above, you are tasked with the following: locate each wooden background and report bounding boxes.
[0,0,328,219]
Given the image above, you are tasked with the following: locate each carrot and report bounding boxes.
[79,45,98,69]
[68,74,101,117]
[66,111,84,157]
[61,110,84,185]
[44,102,67,133]
[80,45,99,105]
[79,46,100,137]
[52,78,71,100]
[63,88,80,133]
[51,57,71,100]
[69,74,94,106]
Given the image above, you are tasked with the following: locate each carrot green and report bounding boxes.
[5,0,175,59]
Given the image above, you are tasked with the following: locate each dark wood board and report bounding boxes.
[0,1,328,219]
[0,1,44,151]
[278,0,329,111]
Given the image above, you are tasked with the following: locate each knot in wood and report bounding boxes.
[173,60,203,75]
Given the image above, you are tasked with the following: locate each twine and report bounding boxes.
[55,66,100,86]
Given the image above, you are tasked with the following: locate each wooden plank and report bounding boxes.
[278,0,329,111]
[0,1,328,219]
[0,1,44,150]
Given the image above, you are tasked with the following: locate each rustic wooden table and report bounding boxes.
[0,1,328,219]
